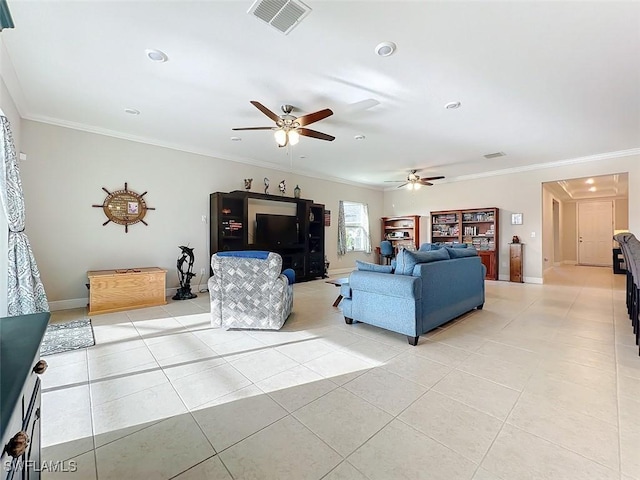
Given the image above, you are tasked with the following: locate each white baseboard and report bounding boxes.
[48,284,210,312]
[524,276,543,284]
[497,274,543,284]
[48,298,88,311]
[327,267,354,276]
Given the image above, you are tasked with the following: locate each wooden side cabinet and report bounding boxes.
[510,243,524,282]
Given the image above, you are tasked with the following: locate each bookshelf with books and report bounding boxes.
[381,215,421,252]
[431,208,499,280]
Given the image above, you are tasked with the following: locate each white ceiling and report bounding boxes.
[2,1,639,188]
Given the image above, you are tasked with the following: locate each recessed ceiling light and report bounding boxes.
[145,49,168,63]
[589,186,597,192]
[375,41,396,57]
[124,108,140,115]
[230,136,242,141]
[354,134,366,140]
[585,178,594,184]
[445,101,461,109]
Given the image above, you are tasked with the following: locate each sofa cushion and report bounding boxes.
[394,248,451,275]
[446,246,478,258]
[356,260,393,274]
[450,243,468,248]
[418,243,443,251]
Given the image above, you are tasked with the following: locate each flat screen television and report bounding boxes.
[255,214,299,246]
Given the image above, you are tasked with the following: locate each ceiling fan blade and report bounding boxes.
[419,176,445,181]
[298,128,335,141]
[296,109,333,127]
[232,127,274,131]
[250,101,281,123]
[418,181,434,186]
[384,180,404,183]
[396,182,408,189]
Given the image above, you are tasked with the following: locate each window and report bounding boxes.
[343,201,369,252]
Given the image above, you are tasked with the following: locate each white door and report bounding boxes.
[577,201,613,266]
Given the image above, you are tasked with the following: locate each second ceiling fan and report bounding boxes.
[386,170,445,189]
[233,101,335,147]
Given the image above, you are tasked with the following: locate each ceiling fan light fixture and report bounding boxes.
[414,183,422,190]
[274,129,287,146]
[288,129,300,145]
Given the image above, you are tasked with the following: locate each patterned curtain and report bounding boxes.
[337,200,347,256]
[363,203,372,254]
[0,116,49,315]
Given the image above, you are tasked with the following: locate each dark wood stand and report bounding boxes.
[510,243,524,282]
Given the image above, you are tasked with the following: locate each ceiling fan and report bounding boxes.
[232,101,335,147]
[386,170,445,190]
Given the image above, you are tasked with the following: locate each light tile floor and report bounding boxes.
[40,265,640,479]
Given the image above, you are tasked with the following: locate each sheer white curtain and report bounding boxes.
[0,115,49,315]
[337,200,347,256]
[362,203,372,254]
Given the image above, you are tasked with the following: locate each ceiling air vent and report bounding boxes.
[248,0,312,35]
[483,152,506,159]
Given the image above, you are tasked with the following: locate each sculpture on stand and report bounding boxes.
[173,245,197,300]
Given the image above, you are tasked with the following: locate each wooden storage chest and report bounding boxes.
[87,267,167,315]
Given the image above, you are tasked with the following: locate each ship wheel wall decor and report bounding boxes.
[92,182,155,233]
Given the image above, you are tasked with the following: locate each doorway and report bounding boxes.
[577,200,613,266]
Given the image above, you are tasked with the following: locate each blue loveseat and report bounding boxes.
[340,246,486,345]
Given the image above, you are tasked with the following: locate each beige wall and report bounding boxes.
[20,120,383,304]
[562,202,577,263]
[616,198,629,230]
[384,157,639,282]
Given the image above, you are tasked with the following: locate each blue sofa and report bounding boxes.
[340,247,486,345]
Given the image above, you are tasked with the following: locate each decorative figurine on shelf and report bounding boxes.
[172,245,197,300]
[512,235,520,243]
[294,184,301,198]
[244,178,253,190]
[279,180,286,195]
[264,177,270,194]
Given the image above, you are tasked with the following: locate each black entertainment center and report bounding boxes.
[209,191,325,281]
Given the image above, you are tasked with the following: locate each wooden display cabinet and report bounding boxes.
[381,215,421,251]
[430,208,499,280]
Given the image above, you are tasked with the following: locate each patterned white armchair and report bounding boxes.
[208,251,294,330]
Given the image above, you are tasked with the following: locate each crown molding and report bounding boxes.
[22,114,383,192]
[445,148,640,183]
[384,148,640,190]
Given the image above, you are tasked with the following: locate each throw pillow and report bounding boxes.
[356,260,393,274]
[446,246,479,258]
[282,268,295,285]
[394,248,450,275]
